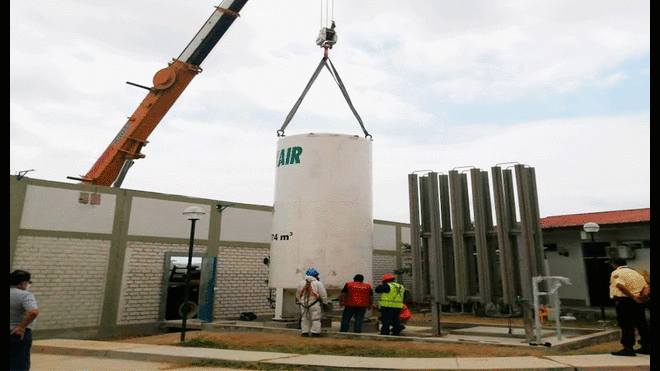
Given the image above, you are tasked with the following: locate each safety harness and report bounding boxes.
[298,278,322,324]
[299,279,321,307]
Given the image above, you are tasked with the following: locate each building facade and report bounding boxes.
[10,175,409,339]
[10,175,649,338]
[540,209,650,307]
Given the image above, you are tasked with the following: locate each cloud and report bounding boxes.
[10,0,649,225]
[339,0,650,104]
[371,112,649,222]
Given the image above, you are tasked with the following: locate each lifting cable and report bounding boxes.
[277,0,371,140]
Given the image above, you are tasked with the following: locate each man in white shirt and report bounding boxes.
[10,270,40,371]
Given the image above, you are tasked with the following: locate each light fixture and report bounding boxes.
[583,222,600,233]
[179,205,206,342]
[183,206,205,221]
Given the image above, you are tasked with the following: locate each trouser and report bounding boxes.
[380,307,402,335]
[615,297,650,348]
[300,302,323,334]
[10,328,32,371]
[340,306,367,333]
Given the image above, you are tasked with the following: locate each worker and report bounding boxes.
[339,274,373,333]
[608,258,650,356]
[296,267,328,337]
[375,273,405,335]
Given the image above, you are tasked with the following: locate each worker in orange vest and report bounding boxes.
[338,274,373,333]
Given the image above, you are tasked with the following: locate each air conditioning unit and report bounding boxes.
[606,246,636,260]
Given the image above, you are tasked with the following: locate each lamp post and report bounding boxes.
[583,222,604,321]
[181,206,206,342]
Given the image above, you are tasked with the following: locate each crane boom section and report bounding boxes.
[83,60,200,186]
[179,0,248,66]
[80,0,249,186]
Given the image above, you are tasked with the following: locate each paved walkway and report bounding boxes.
[33,338,650,370]
[32,353,229,371]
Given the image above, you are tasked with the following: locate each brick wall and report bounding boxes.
[13,236,111,330]
[212,248,407,319]
[372,253,397,303]
[215,246,273,319]
[12,238,407,331]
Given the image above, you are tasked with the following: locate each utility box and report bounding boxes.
[606,246,636,260]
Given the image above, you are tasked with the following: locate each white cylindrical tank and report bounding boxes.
[269,133,373,294]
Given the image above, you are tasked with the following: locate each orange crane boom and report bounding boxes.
[70,1,249,187]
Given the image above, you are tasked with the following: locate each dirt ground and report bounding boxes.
[113,313,624,358]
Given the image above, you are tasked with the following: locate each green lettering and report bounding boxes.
[277,146,303,167]
[290,146,303,164]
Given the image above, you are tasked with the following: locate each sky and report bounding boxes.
[10,0,649,224]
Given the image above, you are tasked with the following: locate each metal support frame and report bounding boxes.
[532,276,571,343]
[408,164,546,340]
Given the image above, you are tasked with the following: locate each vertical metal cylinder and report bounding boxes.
[408,173,424,302]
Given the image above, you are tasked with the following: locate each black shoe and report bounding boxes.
[635,347,651,355]
[301,333,309,337]
[310,333,322,337]
[611,348,636,357]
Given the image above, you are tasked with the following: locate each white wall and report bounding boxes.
[20,186,116,234]
[128,198,210,239]
[219,208,272,243]
[373,223,397,251]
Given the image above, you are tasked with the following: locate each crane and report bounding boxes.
[69,0,249,187]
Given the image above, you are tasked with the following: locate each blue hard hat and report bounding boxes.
[305,267,319,277]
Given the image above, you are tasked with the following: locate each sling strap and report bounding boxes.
[277,48,371,140]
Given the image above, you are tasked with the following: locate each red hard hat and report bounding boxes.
[381,273,395,281]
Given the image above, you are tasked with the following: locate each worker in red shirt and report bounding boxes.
[338,274,373,333]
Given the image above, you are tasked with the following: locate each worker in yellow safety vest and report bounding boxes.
[375,273,405,335]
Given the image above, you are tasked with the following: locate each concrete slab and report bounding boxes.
[34,339,297,364]
[456,356,572,370]
[32,339,651,371]
[34,338,150,351]
[447,335,528,346]
[545,354,650,371]
[32,353,181,371]
[33,339,155,358]
[116,344,297,363]
[266,354,461,370]
[450,326,554,339]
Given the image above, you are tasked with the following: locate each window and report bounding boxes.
[621,240,650,250]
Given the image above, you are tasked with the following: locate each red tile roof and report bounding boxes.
[540,208,650,229]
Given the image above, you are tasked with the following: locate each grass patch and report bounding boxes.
[182,336,227,349]
[189,359,346,370]
[182,334,460,358]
